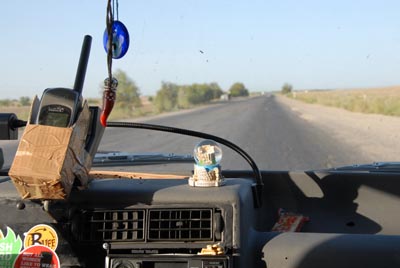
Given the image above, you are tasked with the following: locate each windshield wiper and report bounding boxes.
[92,151,194,167]
[332,162,400,173]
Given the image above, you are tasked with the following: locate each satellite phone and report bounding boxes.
[37,88,82,127]
[36,35,92,127]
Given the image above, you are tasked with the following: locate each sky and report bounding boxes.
[2,0,400,99]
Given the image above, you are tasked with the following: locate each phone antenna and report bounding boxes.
[74,35,92,94]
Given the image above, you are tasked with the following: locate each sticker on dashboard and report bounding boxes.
[23,224,58,251]
[14,245,60,268]
[0,226,23,268]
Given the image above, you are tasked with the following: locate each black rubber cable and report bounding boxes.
[107,121,264,207]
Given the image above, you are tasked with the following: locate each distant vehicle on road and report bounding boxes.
[220,93,231,101]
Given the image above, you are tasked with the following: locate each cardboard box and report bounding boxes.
[9,97,92,199]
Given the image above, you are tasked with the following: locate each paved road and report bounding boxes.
[0,95,370,172]
[98,95,369,172]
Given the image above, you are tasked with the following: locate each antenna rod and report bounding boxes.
[73,35,92,94]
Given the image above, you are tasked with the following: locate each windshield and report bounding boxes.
[1,1,399,172]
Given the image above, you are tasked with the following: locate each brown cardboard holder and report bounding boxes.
[9,96,92,200]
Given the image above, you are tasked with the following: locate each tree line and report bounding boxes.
[0,70,251,115]
[0,97,31,107]
[110,69,250,113]
[154,82,221,112]
[154,81,250,112]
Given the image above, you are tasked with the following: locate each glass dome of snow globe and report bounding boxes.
[193,139,222,169]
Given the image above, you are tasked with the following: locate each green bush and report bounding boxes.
[281,83,293,94]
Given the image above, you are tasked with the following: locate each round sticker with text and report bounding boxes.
[23,224,58,251]
[14,245,59,268]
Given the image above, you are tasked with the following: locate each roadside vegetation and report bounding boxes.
[0,70,250,121]
[153,81,250,113]
[154,82,224,112]
[0,97,32,121]
[281,83,293,95]
[283,86,400,116]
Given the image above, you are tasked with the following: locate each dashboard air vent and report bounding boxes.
[148,209,213,241]
[80,210,145,242]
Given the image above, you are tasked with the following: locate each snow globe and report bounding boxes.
[188,139,225,187]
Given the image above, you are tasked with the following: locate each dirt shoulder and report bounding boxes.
[276,95,400,162]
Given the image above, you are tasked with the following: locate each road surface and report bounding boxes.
[0,95,375,172]
[98,95,371,171]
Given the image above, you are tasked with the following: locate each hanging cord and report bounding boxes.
[112,0,115,19]
[106,0,113,82]
[116,0,119,21]
[112,0,119,21]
